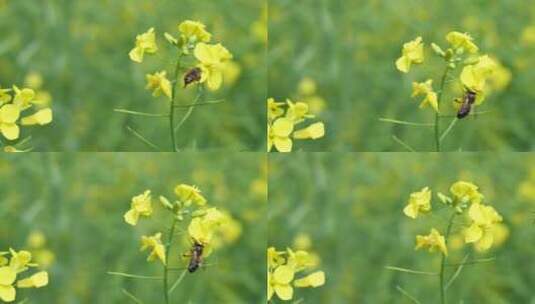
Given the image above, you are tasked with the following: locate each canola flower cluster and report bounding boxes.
[396,32,500,112]
[403,181,505,254]
[267,246,325,301]
[268,98,325,152]
[0,248,49,302]
[123,184,238,265]
[129,20,233,93]
[0,83,53,151]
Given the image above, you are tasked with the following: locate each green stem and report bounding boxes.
[163,217,179,304]
[439,212,456,304]
[435,65,451,152]
[169,56,183,152]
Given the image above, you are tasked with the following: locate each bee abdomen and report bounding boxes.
[184,67,202,87]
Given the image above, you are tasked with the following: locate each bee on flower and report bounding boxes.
[121,20,233,151]
[267,98,326,152]
[267,246,326,301]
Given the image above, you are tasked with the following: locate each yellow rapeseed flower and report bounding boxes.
[129,28,158,63]
[396,37,424,73]
[268,98,285,121]
[403,187,432,219]
[12,86,35,109]
[415,228,448,256]
[449,181,484,204]
[465,203,503,251]
[145,71,172,99]
[178,20,212,44]
[285,99,311,122]
[174,184,207,206]
[140,233,166,265]
[269,265,295,301]
[187,207,226,245]
[411,80,439,113]
[446,31,479,54]
[194,43,233,91]
[460,55,496,100]
[124,190,153,226]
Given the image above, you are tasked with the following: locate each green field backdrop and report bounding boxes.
[269,0,535,151]
[269,153,535,303]
[0,0,266,151]
[0,153,267,303]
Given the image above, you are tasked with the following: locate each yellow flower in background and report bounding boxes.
[222,61,242,87]
[415,228,448,256]
[396,36,424,73]
[21,108,53,126]
[174,184,207,206]
[251,4,268,44]
[446,31,479,54]
[124,190,153,226]
[129,27,158,63]
[293,122,325,140]
[12,86,35,109]
[0,87,11,105]
[403,187,432,219]
[178,20,212,44]
[145,71,172,99]
[487,57,512,93]
[140,233,166,265]
[268,98,285,121]
[194,43,233,91]
[0,104,21,140]
[16,271,48,288]
[411,80,439,113]
[268,265,295,301]
[465,203,503,251]
[298,77,317,96]
[521,25,535,45]
[460,55,496,99]
[268,118,294,152]
[0,266,16,302]
[449,181,484,204]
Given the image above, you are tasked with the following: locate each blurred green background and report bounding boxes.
[269,0,535,151]
[0,0,266,151]
[269,153,535,303]
[0,153,267,303]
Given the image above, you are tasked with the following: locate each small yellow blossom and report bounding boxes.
[194,43,233,91]
[396,37,424,73]
[460,55,496,99]
[449,181,483,204]
[145,71,172,99]
[269,265,295,301]
[415,228,448,256]
[403,187,432,219]
[188,207,226,245]
[267,247,286,268]
[174,184,207,206]
[465,203,503,251]
[129,28,158,63]
[268,118,294,152]
[124,190,153,226]
[178,20,212,44]
[12,86,35,109]
[140,233,166,264]
[286,99,311,122]
[0,104,20,140]
[21,108,53,126]
[411,80,439,113]
[8,249,34,273]
[446,31,479,54]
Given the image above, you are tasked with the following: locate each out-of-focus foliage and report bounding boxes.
[0,153,267,303]
[269,0,535,151]
[269,153,535,303]
[0,0,266,151]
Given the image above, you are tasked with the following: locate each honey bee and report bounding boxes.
[187,241,204,273]
[456,89,477,119]
[183,67,202,88]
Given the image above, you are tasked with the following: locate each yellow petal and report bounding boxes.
[129,47,144,63]
[21,108,53,126]
[0,285,15,302]
[465,223,483,243]
[0,104,20,123]
[294,271,325,288]
[206,69,223,91]
[0,267,16,285]
[274,284,293,301]
[272,118,294,137]
[17,271,48,288]
[293,122,325,140]
[395,56,410,73]
[273,265,294,284]
[274,137,292,153]
[475,231,494,251]
[403,203,418,219]
[1,124,20,140]
[124,209,139,226]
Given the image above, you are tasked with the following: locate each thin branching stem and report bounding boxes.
[169,56,183,152]
[163,217,179,304]
[439,212,457,304]
[435,65,452,151]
